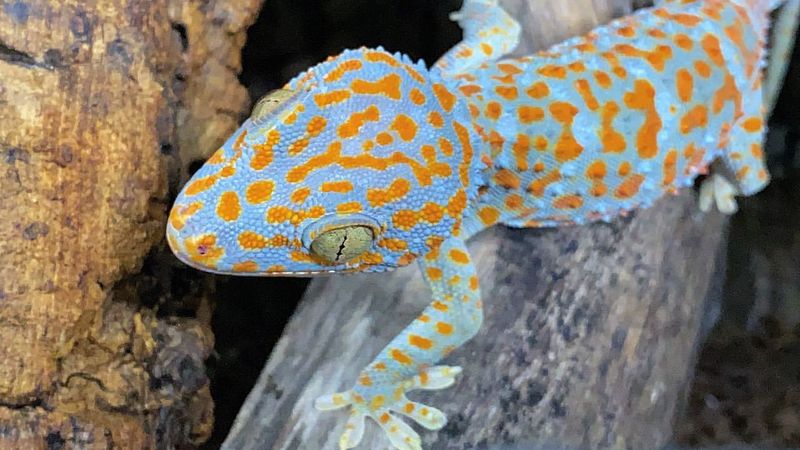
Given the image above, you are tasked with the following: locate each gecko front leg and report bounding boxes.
[435,0,521,77]
[316,236,482,450]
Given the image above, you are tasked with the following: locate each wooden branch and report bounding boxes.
[224,1,726,449]
[0,0,260,447]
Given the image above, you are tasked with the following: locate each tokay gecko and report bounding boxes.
[167,0,798,448]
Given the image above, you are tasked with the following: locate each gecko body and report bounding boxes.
[167,0,796,448]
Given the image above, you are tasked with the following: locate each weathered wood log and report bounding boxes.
[0,0,261,447]
[223,1,726,449]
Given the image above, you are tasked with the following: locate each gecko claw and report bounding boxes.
[316,365,462,449]
[699,174,739,215]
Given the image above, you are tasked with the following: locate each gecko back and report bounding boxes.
[453,0,773,233]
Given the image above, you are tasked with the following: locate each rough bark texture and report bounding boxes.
[223,1,726,449]
[0,0,261,447]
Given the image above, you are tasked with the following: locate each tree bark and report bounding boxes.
[0,0,261,447]
[224,1,725,449]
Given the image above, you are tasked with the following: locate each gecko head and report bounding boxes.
[167,47,481,276]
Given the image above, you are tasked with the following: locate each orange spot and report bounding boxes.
[184,175,217,196]
[338,105,380,139]
[526,81,550,99]
[623,79,662,158]
[495,86,519,100]
[314,90,351,107]
[426,267,442,281]
[419,202,444,224]
[742,117,762,133]
[480,42,493,55]
[469,275,478,290]
[594,71,612,89]
[674,33,693,50]
[549,102,584,162]
[377,238,408,252]
[358,374,372,386]
[553,194,583,210]
[428,111,444,128]
[432,301,449,312]
[527,169,561,197]
[446,189,467,218]
[439,137,454,156]
[432,83,456,112]
[306,116,327,136]
[494,169,521,190]
[169,202,203,230]
[505,193,524,210]
[324,59,363,82]
[648,28,667,39]
[365,51,400,66]
[409,88,426,105]
[250,130,280,170]
[408,335,433,350]
[449,249,470,264]
[599,101,626,153]
[206,148,226,165]
[486,101,502,120]
[391,114,418,141]
[336,202,362,214]
[320,180,353,193]
[238,231,269,249]
[676,69,693,103]
[702,34,725,67]
[512,134,530,171]
[232,261,258,272]
[538,65,567,79]
[217,191,241,221]
[367,178,411,207]
[288,138,309,156]
[245,180,274,204]
[391,349,413,365]
[575,79,599,110]
[615,174,645,199]
[618,161,632,177]
[586,160,606,180]
[534,136,548,151]
[351,73,402,99]
[694,60,712,78]
[663,149,678,186]
[290,187,311,204]
[751,143,763,158]
[459,84,482,96]
[478,206,501,225]
[568,61,586,72]
[680,105,708,134]
[736,166,749,180]
[616,26,636,37]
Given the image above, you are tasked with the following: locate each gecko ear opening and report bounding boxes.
[250,89,299,122]
[310,225,375,264]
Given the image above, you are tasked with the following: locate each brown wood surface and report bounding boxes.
[0,0,261,447]
[223,1,725,449]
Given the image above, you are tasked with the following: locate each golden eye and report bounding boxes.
[310,225,375,264]
[251,89,297,121]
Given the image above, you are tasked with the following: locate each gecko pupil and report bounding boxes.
[309,225,375,264]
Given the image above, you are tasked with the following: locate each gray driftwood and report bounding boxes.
[223,1,726,449]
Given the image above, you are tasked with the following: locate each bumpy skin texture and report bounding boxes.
[167,0,788,448]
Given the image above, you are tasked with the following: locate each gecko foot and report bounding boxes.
[315,365,462,450]
[699,173,739,215]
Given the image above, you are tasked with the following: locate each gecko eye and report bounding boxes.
[309,225,375,264]
[250,89,298,121]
